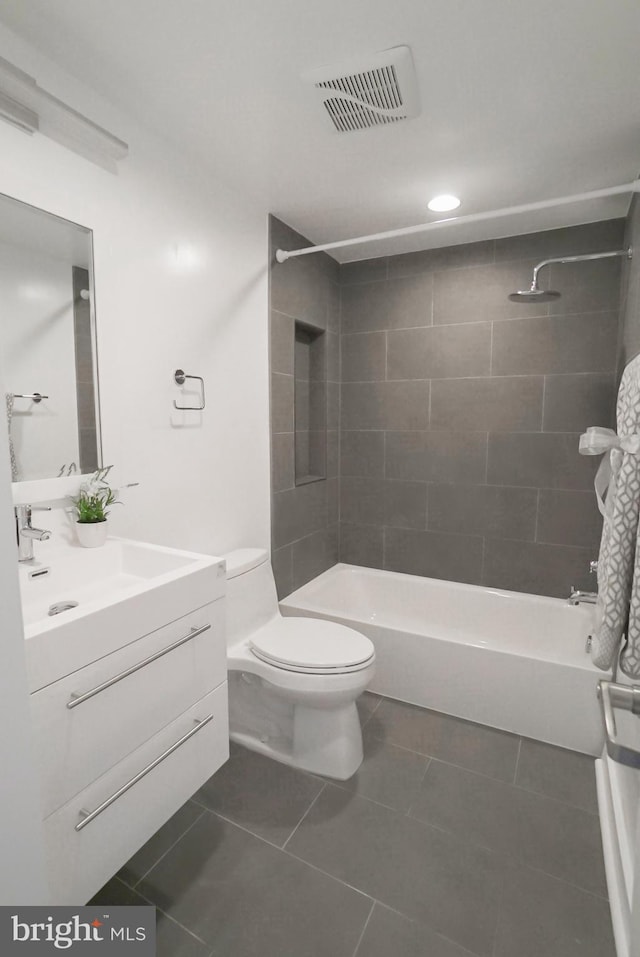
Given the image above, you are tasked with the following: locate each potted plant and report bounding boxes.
[70,468,120,547]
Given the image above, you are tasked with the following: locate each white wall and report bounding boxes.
[0,364,47,902]
[0,242,79,480]
[0,21,271,556]
[0,22,270,904]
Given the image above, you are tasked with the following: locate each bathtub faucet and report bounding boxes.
[567,588,598,606]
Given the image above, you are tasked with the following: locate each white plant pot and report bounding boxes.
[75,520,108,548]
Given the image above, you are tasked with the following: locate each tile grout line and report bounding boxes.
[376,900,486,957]
[364,730,520,785]
[520,860,611,903]
[206,806,304,853]
[311,766,608,901]
[359,693,383,731]
[404,756,432,819]
[509,779,600,816]
[351,899,376,957]
[111,875,210,949]
[512,737,523,785]
[489,320,494,376]
[330,775,426,817]
[365,726,598,813]
[341,307,615,335]
[282,782,328,850]
[129,808,208,889]
[282,842,380,903]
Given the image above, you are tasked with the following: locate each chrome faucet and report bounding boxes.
[567,560,599,605]
[15,504,52,562]
[567,588,598,606]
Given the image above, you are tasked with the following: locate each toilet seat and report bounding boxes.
[249,617,375,675]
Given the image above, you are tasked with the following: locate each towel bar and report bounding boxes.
[173,369,205,411]
[11,392,48,403]
[598,680,640,767]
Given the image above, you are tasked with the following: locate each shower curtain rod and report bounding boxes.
[275,180,640,263]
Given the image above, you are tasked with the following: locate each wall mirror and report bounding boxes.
[0,191,101,483]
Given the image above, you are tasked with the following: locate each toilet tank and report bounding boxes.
[223,548,279,644]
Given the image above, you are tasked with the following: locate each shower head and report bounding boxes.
[508,247,632,304]
[508,284,561,303]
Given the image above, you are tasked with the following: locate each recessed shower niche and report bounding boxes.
[294,321,326,485]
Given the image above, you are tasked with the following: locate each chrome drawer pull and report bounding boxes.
[75,714,214,831]
[598,679,640,768]
[67,624,211,709]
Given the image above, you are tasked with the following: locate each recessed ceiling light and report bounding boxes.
[427,194,461,212]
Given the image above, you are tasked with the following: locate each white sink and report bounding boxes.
[20,536,225,692]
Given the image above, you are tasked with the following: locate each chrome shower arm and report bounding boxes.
[531,247,632,289]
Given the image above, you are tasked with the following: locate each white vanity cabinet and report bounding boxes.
[23,545,229,905]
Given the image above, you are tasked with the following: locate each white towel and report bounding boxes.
[581,355,640,674]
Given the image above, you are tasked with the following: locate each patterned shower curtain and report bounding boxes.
[581,354,640,676]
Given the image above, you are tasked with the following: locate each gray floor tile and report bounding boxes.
[515,787,608,897]
[89,878,211,957]
[192,742,324,847]
[92,699,613,957]
[494,865,616,957]
[367,698,520,782]
[89,875,148,907]
[516,737,598,813]
[154,918,213,957]
[356,903,478,957]
[333,728,429,812]
[409,760,525,856]
[286,784,503,956]
[118,800,204,887]
[137,812,372,957]
[356,691,382,726]
[408,760,608,896]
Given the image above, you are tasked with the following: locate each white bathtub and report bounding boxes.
[280,563,609,755]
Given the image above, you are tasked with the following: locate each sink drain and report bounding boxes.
[48,600,79,617]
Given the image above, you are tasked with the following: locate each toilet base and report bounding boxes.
[230,699,364,780]
[227,667,367,780]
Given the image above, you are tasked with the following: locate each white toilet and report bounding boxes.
[223,548,376,779]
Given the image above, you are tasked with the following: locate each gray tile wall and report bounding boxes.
[338,219,625,598]
[618,195,640,374]
[269,216,339,597]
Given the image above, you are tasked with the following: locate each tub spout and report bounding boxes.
[567,589,598,606]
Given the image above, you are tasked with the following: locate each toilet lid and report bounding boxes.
[249,617,375,674]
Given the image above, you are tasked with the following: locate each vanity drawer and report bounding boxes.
[43,682,229,905]
[31,600,226,817]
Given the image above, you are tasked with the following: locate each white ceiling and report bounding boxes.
[1,0,639,261]
[0,191,91,267]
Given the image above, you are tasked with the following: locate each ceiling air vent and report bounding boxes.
[303,46,420,133]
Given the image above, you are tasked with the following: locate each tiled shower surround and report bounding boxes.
[270,216,340,596]
[619,195,640,373]
[270,216,625,599]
